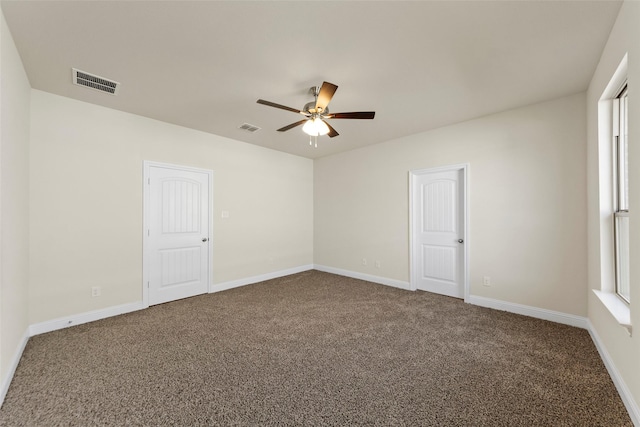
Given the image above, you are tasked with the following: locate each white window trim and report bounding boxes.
[595,53,631,334]
[593,290,631,335]
[613,85,630,303]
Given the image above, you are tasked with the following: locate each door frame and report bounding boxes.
[142,160,214,308]
[409,163,469,300]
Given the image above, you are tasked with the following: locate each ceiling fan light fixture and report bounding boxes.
[257,81,374,141]
[302,117,329,136]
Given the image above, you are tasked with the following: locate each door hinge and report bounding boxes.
[148,178,150,185]
[147,229,150,236]
[147,281,150,288]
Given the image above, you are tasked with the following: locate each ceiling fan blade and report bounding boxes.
[257,99,304,115]
[277,120,307,132]
[315,82,338,112]
[325,120,339,138]
[328,111,376,120]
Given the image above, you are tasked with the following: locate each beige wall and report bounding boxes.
[587,0,640,417]
[29,90,313,324]
[315,93,587,316]
[0,11,31,386]
[2,2,636,417]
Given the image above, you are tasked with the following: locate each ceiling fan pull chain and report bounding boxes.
[314,135,318,148]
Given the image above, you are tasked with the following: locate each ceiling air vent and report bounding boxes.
[238,123,261,133]
[72,68,120,95]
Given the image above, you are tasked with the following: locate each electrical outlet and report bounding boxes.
[362,258,368,266]
[483,276,491,287]
[375,260,381,268]
[91,286,101,297]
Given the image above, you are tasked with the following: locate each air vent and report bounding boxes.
[238,123,261,133]
[72,68,120,95]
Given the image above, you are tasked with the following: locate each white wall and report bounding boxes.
[0,10,31,392]
[29,90,313,324]
[315,93,587,316]
[587,1,640,420]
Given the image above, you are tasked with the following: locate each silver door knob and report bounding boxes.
[458,239,464,243]
[202,238,208,242]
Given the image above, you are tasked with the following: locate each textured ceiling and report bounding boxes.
[1,1,622,159]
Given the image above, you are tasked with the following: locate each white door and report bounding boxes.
[411,167,466,298]
[146,164,211,306]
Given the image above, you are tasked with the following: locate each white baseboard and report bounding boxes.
[0,328,29,407]
[1,266,312,407]
[465,295,589,329]
[30,265,316,337]
[310,267,588,329]
[6,268,637,425]
[442,295,640,423]
[587,320,640,426]
[313,264,412,291]
[210,264,314,294]
[29,301,146,337]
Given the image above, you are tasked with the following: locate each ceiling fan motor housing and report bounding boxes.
[304,101,328,115]
[256,81,374,140]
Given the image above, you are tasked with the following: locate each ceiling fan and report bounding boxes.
[257,81,375,146]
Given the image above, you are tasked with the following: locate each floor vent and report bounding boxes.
[238,123,261,133]
[72,68,120,95]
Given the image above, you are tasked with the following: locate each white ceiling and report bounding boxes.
[1,1,621,159]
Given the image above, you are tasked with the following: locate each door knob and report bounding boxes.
[458,239,464,243]
[202,238,208,242]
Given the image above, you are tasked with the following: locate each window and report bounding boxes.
[593,56,630,332]
[614,84,630,303]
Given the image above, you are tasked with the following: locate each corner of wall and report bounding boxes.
[586,0,640,422]
[0,7,32,407]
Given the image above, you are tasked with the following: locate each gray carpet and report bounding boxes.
[0,270,632,426]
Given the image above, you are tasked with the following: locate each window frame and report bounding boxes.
[613,83,630,304]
